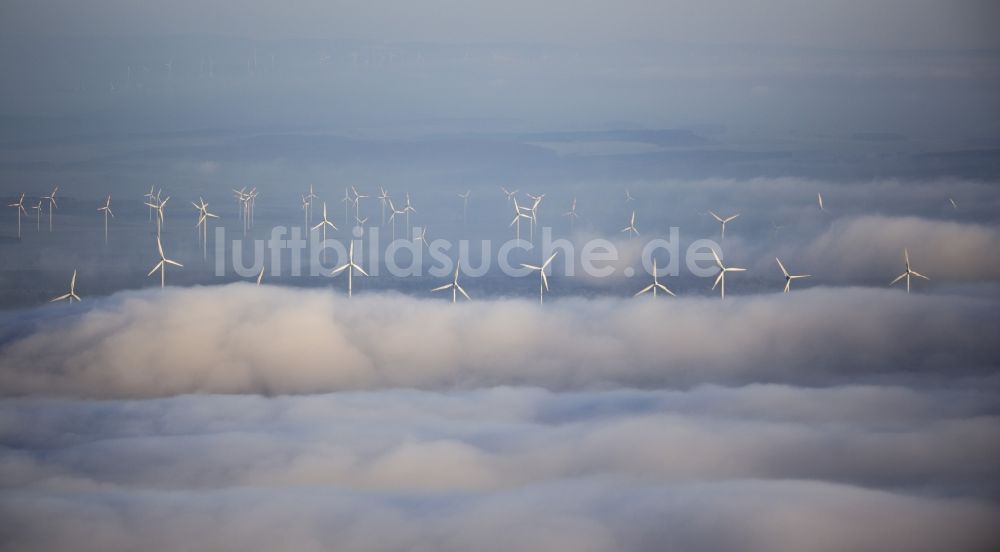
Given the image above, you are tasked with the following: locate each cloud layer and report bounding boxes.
[1,284,998,397]
[2,384,999,552]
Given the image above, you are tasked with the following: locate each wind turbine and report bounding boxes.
[458,190,471,224]
[501,187,518,202]
[341,187,352,226]
[7,193,27,238]
[526,193,544,242]
[775,257,810,293]
[301,194,310,229]
[312,201,338,261]
[32,200,42,231]
[510,197,532,241]
[97,194,114,243]
[817,192,825,211]
[377,186,390,225]
[709,211,739,240]
[415,226,429,250]
[621,210,639,238]
[144,186,156,221]
[432,260,471,303]
[50,270,81,303]
[148,235,183,288]
[625,189,635,202]
[330,240,367,297]
[351,186,368,222]
[403,192,416,233]
[563,197,579,231]
[890,248,929,293]
[711,248,746,300]
[635,259,675,298]
[521,251,558,305]
[42,186,58,232]
[387,198,406,240]
[304,184,318,225]
[192,197,218,259]
[145,195,170,236]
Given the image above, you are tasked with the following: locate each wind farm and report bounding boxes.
[1,3,998,552]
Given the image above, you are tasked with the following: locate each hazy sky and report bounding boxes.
[2,0,998,49]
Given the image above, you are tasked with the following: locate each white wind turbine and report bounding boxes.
[563,197,579,231]
[330,240,368,297]
[458,190,471,224]
[625,189,635,202]
[341,187,352,226]
[501,187,518,203]
[148,235,183,288]
[621,210,639,238]
[509,197,532,241]
[775,257,810,293]
[301,194,310,229]
[387,198,406,240]
[97,194,114,243]
[377,186,390,225]
[890,248,929,293]
[414,226,429,250]
[526,193,544,241]
[432,259,471,303]
[32,200,42,231]
[43,186,59,232]
[635,259,675,298]
[709,211,739,240]
[304,184,317,225]
[312,201,338,261]
[233,187,247,223]
[50,270,81,303]
[351,186,368,222]
[144,186,156,221]
[145,195,170,236]
[521,251,558,305]
[7,193,27,239]
[192,197,218,259]
[711,248,746,300]
[403,192,416,233]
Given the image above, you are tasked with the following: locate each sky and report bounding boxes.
[1,2,999,551]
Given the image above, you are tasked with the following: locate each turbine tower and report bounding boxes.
[148,235,183,288]
[330,240,368,297]
[432,260,472,303]
[711,248,746,300]
[521,252,558,305]
[775,257,810,293]
[50,270,81,303]
[635,259,675,298]
[890,248,929,293]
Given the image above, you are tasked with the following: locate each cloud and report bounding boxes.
[0,284,998,398]
[1,386,999,551]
